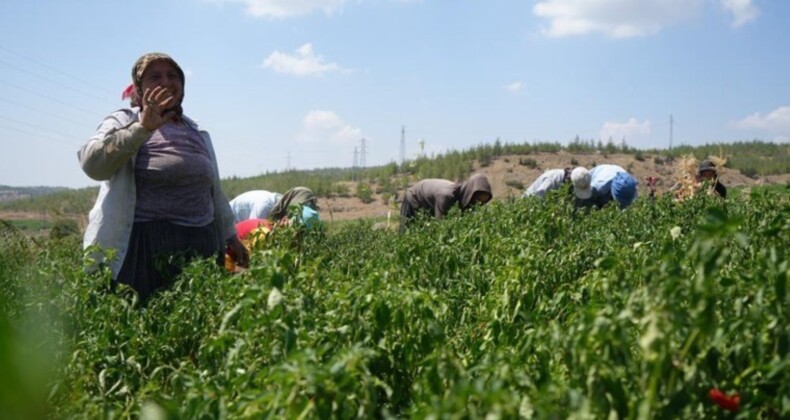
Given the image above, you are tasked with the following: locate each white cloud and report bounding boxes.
[600,118,651,146]
[504,81,525,93]
[209,0,422,18]
[261,43,345,77]
[732,107,790,136]
[297,110,362,146]
[533,0,703,38]
[721,0,759,27]
[212,0,348,19]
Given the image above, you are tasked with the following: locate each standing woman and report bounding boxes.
[79,52,248,302]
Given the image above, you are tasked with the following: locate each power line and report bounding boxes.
[0,96,90,127]
[0,123,81,147]
[0,45,118,97]
[0,79,104,118]
[359,137,367,168]
[0,58,115,106]
[0,46,359,176]
[0,46,288,168]
[0,115,82,140]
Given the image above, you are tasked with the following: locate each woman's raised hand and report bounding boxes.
[140,86,178,131]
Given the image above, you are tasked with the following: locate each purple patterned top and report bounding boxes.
[134,121,214,226]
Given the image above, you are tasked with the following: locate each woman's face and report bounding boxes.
[699,169,716,181]
[140,60,183,104]
[472,191,492,205]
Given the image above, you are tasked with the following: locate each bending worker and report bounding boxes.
[573,164,638,209]
[523,167,580,199]
[400,174,492,230]
[230,190,283,222]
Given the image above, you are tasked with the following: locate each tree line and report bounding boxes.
[1,140,788,216]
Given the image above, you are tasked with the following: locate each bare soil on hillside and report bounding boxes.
[2,152,788,225]
[317,152,790,222]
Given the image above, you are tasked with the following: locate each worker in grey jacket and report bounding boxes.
[400,174,492,231]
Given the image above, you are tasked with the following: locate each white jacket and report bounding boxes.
[78,109,236,278]
[230,190,283,222]
[523,169,566,199]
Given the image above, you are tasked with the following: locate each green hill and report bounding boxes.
[1,140,788,217]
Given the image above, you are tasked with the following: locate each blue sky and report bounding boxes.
[0,0,788,188]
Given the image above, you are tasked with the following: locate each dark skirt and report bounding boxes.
[115,221,220,302]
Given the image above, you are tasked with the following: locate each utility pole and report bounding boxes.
[669,114,674,151]
[352,146,359,181]
[286,151,291,171]
[399,125,406,166]
[359,138,367,168]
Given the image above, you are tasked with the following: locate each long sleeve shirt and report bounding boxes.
[589,164,627,197]
[588,164,637,208]
[523,169,566,199]
[230,190,283,222]
[404,179,460,218]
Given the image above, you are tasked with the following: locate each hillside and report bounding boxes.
[2,142,789,226]
[316,151,790,222]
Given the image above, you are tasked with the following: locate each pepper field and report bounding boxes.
[1,188,788,418]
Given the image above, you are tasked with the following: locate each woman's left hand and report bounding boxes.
[227,237,250,268]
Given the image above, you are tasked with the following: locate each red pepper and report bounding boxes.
[709,388,740,412]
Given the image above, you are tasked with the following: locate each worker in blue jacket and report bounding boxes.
[573,164,638,209]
